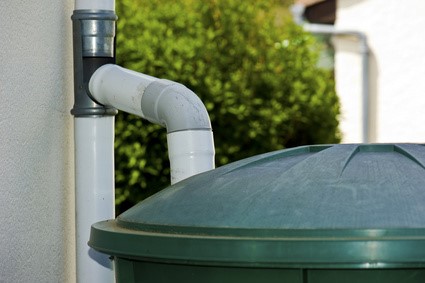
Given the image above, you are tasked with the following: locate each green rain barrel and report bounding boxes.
[89,144,425,282]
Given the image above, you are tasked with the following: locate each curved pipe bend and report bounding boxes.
[89,64,211,133]
[89,64,215,184]
[141,78,212,133]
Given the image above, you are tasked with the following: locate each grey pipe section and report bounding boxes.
[71,10,118,117]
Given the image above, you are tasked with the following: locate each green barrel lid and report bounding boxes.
[90,144,425,268]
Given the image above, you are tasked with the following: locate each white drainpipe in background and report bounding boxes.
[71,1,215,282]
[291,4,370,143]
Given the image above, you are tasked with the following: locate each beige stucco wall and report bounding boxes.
[0,1,75,282]
[335,0,425,143]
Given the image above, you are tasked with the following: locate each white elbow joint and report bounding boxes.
[141,80,214,183]
[141,79,211,133]
[89,64,215,183]
[89,64,211,133]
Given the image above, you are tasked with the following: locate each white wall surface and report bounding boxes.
[0,1,75,282]
[334,0,425,143]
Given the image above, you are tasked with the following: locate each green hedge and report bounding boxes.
[114,0,340,214]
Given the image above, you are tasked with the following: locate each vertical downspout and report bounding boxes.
[71,1,116,282]
[360,37,370,143]
[305,24,370,143]
[291,5,370,143]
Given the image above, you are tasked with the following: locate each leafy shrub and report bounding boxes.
[114,0,340,214]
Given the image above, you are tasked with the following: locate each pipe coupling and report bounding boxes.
[72,10,117,57]
[71,10,118,117]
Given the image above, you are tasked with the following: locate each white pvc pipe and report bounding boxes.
[89,65,157,117]
[291,4,370,143]
[75,0,115,11]
[167,130,215,184]
[73,0,116,281]
[75,117,115,283]
[304,23,370,143]
[89,64,215,183]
